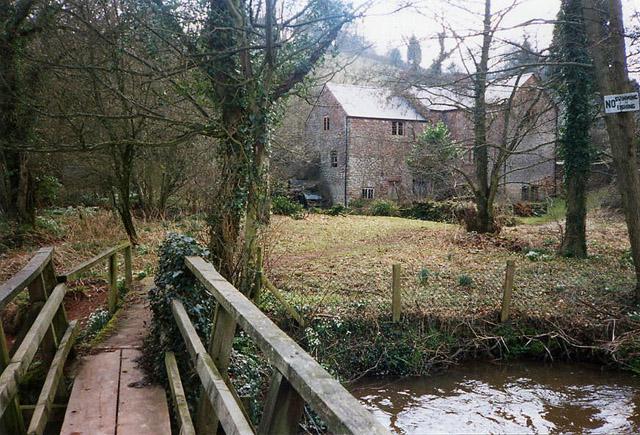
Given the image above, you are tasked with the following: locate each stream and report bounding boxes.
[350,361,640,434]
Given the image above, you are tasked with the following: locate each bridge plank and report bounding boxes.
[60,350,120,435]
[117,349,171,435]
[186,256,391,435]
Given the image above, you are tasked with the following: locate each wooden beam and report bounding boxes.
[196,303,237,434]
[123,245,133,292]
[170,299,253,435]
[258,371,304,435]
[185,257,390,435]
[165,352,195,435]
[107,255,118,314]
[0,283,67,417]
[0,321,25,434]
[60,242,130,282]
[263,277,305,327]
[27,321,78,435]
[0,248,53,310]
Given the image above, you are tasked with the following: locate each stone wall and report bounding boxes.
[346,118,425,202]
[306,88,348,205]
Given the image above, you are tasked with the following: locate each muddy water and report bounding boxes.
[350,362,640,434]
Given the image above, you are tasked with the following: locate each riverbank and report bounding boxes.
[262,212,640,378]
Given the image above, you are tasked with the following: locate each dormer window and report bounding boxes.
[323,116,330,131]
[391,121,404,136]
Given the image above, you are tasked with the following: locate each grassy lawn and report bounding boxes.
[265,211,636,329]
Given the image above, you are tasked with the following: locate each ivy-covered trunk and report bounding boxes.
[556,0,591,259]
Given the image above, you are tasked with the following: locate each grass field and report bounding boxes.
[265,211,636,326]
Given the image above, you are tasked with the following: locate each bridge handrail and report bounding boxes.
[59,242,130,282]
[183,256,390,435]
[0,242,134,434]
[0,248,54,311]
[58,241,132,313]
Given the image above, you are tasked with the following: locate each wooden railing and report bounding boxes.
[0,242,132,434]
[59,242,132,314]
[165,256,391,435]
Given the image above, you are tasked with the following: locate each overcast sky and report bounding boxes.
[349,0,639,73]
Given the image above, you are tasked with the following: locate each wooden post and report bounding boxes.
[0,321,26,434]
[258,370,304,434]
[108,255,118,314]
[27,273,57,364]
[123,245,133,293]
[254,246,263,302]
[500,260,516,323]
[392,264,401,323]
[195,305,237,434]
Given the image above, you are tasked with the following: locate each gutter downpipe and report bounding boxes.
[345,117,350,206]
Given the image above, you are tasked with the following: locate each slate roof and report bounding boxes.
[411,73,536,112]
[325,83,426,121]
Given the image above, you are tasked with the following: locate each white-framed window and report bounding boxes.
[362,187,375,199]
[323,116,330,131]
[391,121,404,136]
[330,150,338,167]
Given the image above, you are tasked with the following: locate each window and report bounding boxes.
[323,116,330,131]
[330,150,338,167]
[391,121,404,136]
[362,187,375,199]
[521,185,539,201]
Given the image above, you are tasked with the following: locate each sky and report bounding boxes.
[348,0,639,74]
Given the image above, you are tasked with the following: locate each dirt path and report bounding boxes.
[61,278,170,435]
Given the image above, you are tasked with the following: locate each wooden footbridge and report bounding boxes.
[0,244,390,434]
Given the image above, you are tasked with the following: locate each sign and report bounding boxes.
[604,92,640,114]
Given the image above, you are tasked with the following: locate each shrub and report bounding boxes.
[369,200,398,216]
[400,200,458,222]
[271,196,303,218]
[326,204,349,216]
[143,233,213,410]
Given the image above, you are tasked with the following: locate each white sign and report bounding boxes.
[604,92,640,114]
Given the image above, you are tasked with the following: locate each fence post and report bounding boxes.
[123,245,133,292]
[392,264,401,323]
[108,254,118,314]
[500,260,516,323]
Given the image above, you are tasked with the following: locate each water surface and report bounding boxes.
[350,361,640,434]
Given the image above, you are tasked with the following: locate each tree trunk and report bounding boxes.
[561,175,588,257]
[583,0,640,302]
[557,0,591,259]
[473,0,494,233]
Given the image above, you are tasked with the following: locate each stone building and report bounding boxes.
[306,76,559,205]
